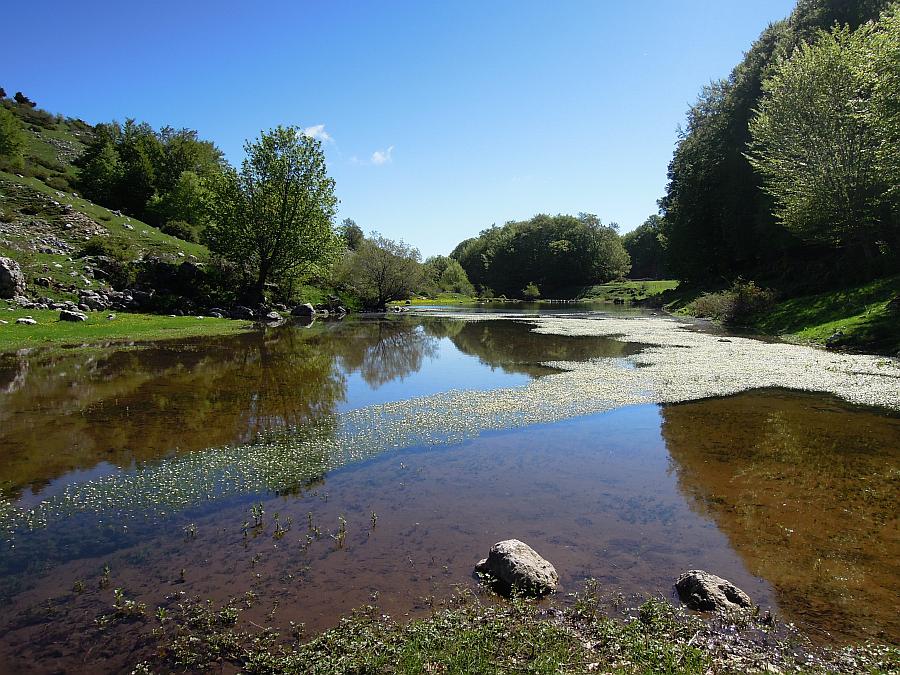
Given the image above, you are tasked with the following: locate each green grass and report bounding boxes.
[750,275,900,354]
[572,279,680,303]
[394,292,479,306]
[0,308,254,352]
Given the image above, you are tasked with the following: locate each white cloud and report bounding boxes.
[350,145,395,166]
[303,124,332,143]
[371,145,394,165]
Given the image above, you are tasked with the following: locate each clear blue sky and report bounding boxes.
[8,0,795,257]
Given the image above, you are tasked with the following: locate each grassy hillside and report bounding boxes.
[1,102,209,306]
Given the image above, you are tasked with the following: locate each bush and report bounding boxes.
[161,220,200,243]
[45,175,71,191]
[688,280,775,324]
[78,236,134,262]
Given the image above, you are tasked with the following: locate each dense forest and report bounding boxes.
[657,0,899,290]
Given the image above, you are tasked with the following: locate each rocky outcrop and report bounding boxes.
[675,570,752,612]
[15,317,36,325]
[0,257,26,299]
[474,539,558,596]
[59,309,87,322]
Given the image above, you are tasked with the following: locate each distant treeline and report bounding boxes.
[450,213,629,298]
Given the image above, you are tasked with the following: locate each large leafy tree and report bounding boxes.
[205,125,341,302]
[622,215,667,279]
[748,20,896,266]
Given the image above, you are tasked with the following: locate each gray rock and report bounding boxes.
[474,539,558,596]
[825,331,844,349]
[675,570,752,612]
[15,317,37,326]
[291,303,315,317]
[59,309,88,322]
[0,257,26,299]
[230,305,255,320]
[265,310,283,322]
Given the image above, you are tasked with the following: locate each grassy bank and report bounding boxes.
[129,588,896,674]
[0,307,253,352]
[572,279,680,303]
[749,275,900,354]
[664,276,900,355]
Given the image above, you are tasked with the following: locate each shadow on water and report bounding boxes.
[662,389,900,643]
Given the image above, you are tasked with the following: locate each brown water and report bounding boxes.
[0,313,897,673]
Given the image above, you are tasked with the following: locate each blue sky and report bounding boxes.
[8,0,795,257]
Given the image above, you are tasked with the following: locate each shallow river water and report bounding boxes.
[0,309,897,673]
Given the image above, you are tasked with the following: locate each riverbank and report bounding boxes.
[655,275,900,355]
[0,307,253,352]
[133,586,896,673]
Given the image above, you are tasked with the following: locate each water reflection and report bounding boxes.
[662,390,900,642]
[0,316,632,502]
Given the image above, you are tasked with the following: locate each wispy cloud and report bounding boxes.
[350,145,395,166]
[303,124,332,143]
[371,145,394,165]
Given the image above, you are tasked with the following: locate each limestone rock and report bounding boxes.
[474,539,558,596]
[15,317,37,326]
[59,309,88,322]
[0,257,26,299]
[675,570,752,612]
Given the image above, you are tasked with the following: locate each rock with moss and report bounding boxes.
[675,570,752,612]
[474,539,558,596]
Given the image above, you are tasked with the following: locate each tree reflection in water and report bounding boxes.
[661,389,900,642]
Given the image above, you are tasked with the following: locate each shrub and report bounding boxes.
[522,282,541,299]
[45,175,71,191]
[688,280,775,324]
[78,236,134,262]
[161,220,200,243]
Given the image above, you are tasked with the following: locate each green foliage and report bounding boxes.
[340,233,423,309]
[75,119,224,227]
[160,219,201,243]
[204,125,341,302]
[451,213,630,298]
[660,0,895,285]
[687,279,776,324]
[421,255,475,296]
[522,281,540,299]
[0,106,25,168]
[77,236,134,262]
[622,215,667,279]
[338,218,364,250]
[747,22,892,259]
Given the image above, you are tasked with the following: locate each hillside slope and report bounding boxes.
[1,101,208,307]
